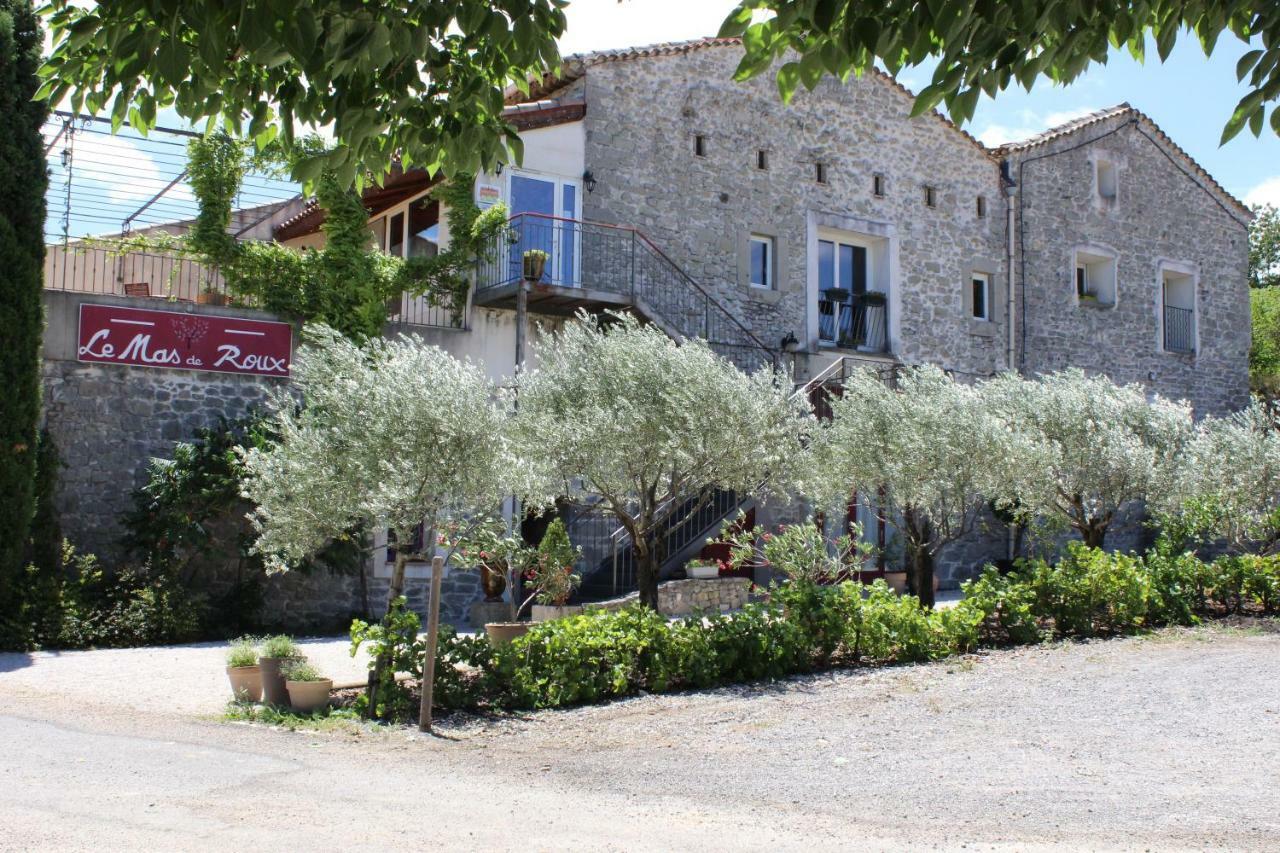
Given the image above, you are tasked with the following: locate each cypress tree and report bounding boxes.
[0,0,49,623]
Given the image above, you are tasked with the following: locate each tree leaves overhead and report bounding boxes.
[38,0,568,188]
[719,1,1280,143]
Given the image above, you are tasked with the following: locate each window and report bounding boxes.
[694,134,706,157]
[756,150,769,171]
[1161,267,1196,354]
[817,236,872,347]
[1096,159,1118,201]
[1074,248,1118,305]
[971,273,991,320]
[924,185,937,208]
[873,174,886,197]
[815,162,827,184]
[976,196,987,219]
[749,235,774,289]
[387,211,405,258]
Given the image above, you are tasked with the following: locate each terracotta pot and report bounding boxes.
[531,604,583,622]
[885,571,908,594]
[522,253,547,282]
[480,562,507,602]
[225,665,262,703]
[485,622,530,645]
[286,679,333,715]
[258,657,292,707]
[196,291,228,306]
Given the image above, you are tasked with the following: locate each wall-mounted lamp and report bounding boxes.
[495,163,504,176]
[780,331,799,353]
[583,169,598,193]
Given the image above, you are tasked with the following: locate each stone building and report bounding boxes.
[41,37,1253,625]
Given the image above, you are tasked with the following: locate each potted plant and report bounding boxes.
[258,634,300,707]
[283,660,333,714]
[824,287,851,303]
[522,248,548,282]
[529,518,583,622]
[685,560,720,580]
[196,284,228,306]
[225,636,262,702]
[448,518,539,643]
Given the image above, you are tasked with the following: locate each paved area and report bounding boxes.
[1,622,1277,851]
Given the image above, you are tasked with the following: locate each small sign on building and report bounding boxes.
[77,304,292,377]
[476,183,503,208]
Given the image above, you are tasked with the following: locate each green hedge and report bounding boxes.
[420,544,1279,713]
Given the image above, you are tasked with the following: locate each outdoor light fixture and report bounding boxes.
[780,331,799,353]
[495,163,504,176]
[583,170,598,193]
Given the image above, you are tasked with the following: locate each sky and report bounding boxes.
[558,0,1280,209]
[45,1,1280,242]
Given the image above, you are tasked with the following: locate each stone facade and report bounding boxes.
[580,46,1009,380]
[586,577,752,616]
[1005,110,1251,417]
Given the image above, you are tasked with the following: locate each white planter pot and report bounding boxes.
[531,604,584,622]
[687,564,719,580]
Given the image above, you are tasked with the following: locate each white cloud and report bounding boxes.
[973,106,1099,148]
[1243,175,1280,209]
[73,133,196,206]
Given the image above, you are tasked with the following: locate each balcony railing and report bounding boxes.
[818,292,889,353]
[478,213,778,374]
[1163,305,1195,354]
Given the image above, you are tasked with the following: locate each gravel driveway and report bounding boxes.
[2,622,1277,851]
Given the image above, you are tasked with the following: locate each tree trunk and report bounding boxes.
[912,547,936,610]
[367,548,408,717]
[1080,523,1107,549]
[902,506,936,609]
[635,543,660,610]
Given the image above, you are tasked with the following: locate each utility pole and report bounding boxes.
[418,555,444,732]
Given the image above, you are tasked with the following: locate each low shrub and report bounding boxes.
[260,634,299,659]
[226,636,259,668]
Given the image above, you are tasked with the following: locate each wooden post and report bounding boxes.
[419,555,444,732]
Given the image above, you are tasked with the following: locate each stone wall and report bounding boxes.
[580,44,1010,379]
[586,577,752,616]
[1007,113,1252,417]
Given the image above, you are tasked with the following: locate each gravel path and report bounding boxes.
[1,622,1277,850]
[0,635,371,717]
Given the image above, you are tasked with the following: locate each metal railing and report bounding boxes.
[818,293,889,352]
[44,240,229,301]
[1163,304,1195,354]
[478,213,779,374]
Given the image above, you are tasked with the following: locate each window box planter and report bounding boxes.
[687,563,720,580]
[824,287,851,303]
[522,250,548,282]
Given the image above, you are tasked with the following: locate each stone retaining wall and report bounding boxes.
[586,577,752,617]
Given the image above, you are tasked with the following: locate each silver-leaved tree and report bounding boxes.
[982,369,1194,549]
[515,313,812,609]
[813,365,1019,608]
[240,324,517,614]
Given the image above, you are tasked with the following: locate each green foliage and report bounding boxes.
[225,174,506,339]
[1021,544,1154,638]
[282,659,323,682]
[39,0,567,187]
[226,636,259,668]
[530,517,581,606]
[0,0,49,636]
[1250,285,1280,396]
[954,568,1043,645]
[720,1,1280,144]
[187,131,248,269]
[260,634,299,659]
[349,598,421,721]
[1251,205,1280,289]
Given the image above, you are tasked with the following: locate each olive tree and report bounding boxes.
[813,365,1016,608]
[1163,400,1280,553]
[982,369,1195,549]
[242,326,516,599]
[514,313,811,609]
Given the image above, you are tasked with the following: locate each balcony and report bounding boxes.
[476,213,778,374]
[1163,304,1195,354]
[818,290,889,353]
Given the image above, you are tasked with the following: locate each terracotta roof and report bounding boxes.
[513,36,992,158]
[273,168,441,242]
[996,103,1251,220]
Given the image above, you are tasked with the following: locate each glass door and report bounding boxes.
[509,172,580,287]
[818,239,867,346]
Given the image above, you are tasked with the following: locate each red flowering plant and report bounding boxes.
[444,516,540,620]
[716,511,875,586]
[527,517,582,606]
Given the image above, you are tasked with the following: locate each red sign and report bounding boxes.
[77,304,292,377]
